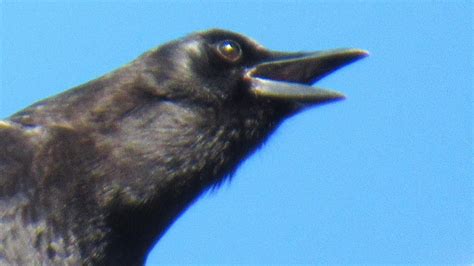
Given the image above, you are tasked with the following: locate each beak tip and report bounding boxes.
[349,49,370,60]
[330,92,347,102]
[361,50,370,58]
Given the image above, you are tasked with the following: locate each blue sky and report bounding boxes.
[1,1,471,264]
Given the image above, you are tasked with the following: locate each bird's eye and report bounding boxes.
[216,40,242,63]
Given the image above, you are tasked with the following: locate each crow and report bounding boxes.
[0,29,367,265]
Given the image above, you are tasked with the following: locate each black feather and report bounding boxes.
[0,29,366,265]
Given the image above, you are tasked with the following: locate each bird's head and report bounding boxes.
[141,29,367,121]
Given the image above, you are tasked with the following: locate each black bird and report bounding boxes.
[0,29,367,265]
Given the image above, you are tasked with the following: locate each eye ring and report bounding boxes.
[216,40,242,63]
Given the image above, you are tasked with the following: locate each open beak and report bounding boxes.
[246,48,369,104]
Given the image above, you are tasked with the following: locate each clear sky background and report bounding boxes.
[1,1,471,264]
